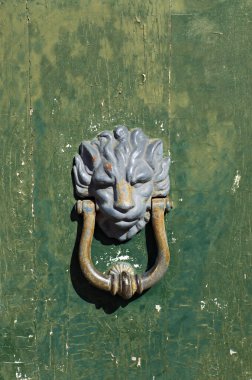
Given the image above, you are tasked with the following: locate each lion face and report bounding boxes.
[73,126,170,241]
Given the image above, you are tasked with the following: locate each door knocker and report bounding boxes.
[73,125,172,299]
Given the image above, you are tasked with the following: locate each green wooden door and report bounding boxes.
[1,1,252,379]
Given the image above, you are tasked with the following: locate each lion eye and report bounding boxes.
[132,182,143,188]
[129,162,153,186]
[131,174,152,186]
[93,172,114,187]
[98,179,114,187]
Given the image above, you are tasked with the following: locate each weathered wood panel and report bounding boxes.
[0,1,252,379]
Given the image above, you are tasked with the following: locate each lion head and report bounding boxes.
[73,126,170,241]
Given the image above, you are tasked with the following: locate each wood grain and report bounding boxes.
[0,1,252,379]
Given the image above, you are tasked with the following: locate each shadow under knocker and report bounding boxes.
[70,197,171,314]
[70,204,136,314]
[70,125,172,313]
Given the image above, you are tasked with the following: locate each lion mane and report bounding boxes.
[73,125,170,241]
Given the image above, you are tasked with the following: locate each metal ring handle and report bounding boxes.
[77,198,170,299]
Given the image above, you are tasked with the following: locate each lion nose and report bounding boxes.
[115,201,134,212]
[114,180,135,212]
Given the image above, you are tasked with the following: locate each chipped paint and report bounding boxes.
[155,305,162,313]
[231,170,241,193]
[1,0,252,379]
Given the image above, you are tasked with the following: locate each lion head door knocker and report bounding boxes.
[73,125,172,299]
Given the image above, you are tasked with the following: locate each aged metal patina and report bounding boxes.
[73,126,171,299]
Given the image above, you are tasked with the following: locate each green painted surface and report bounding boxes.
[1,1,252,379]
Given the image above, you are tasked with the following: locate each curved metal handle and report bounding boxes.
[77,198,171,299]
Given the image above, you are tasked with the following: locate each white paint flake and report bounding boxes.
[14,359,22,364]
[15,367,31,379]
[110,255,130,262]
[133,264,140,268]
[171,236,177,243]
[89,121,100,132]
[230,349,237,355]
[16,367,22,379]
[231,170,241,193]
[213,298,228,310]
[200,300,206,310]
[131,356,141,367]
[155,304,162,313]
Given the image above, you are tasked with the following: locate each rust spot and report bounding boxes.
[115,179,134,211]
[104,162,113,171]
